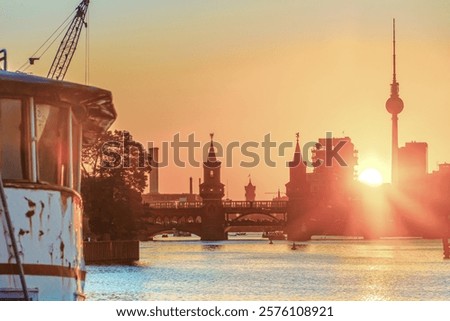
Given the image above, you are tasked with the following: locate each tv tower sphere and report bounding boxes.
[386,95,404,115]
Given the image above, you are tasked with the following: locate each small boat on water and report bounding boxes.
[173,230,191,237]
[262,231,286,240]
[0,70,116,300]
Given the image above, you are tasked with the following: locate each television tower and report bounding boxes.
[385,19,404,185]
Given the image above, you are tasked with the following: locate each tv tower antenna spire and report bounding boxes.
[385,18,404,185]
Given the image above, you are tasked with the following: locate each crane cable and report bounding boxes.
[16,8,77,73]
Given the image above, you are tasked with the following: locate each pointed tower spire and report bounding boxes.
[207,132,217,162]
[291,132,302,166]
[286,132,307,200]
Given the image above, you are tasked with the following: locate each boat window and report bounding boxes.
[0,99,26,179]
[36,104,70,187]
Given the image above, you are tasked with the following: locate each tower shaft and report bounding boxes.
[391,114,399,185]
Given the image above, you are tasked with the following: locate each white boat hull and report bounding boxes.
[0,185,85,300]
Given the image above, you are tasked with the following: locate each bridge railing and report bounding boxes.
[222,200,287,209]
[147,201,203,209]
[147,200,288,210]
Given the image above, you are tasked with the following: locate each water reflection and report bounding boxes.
[85,237,450,301]
[202,244,223,251]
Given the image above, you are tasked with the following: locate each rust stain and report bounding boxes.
[17,229,27,262]
[18,228,29,236]
[39,200,44,231]
[49,244,54,264]
[25,197,36,208]
[24,197,36,236]
[60,240,65,260]
[47,194,52,221]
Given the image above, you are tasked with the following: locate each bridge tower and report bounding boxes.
[199,134,226,240]
[245,176,256,202]
[285,133,309,241]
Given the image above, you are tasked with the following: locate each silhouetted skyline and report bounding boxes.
[4,1,450,198]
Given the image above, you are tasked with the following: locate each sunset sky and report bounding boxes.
[3,0,450,199]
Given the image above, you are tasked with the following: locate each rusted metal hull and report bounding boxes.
[0,185,85,300]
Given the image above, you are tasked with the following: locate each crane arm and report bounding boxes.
[47,0,89,80]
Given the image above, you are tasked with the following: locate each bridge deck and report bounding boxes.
[146,200,287,212]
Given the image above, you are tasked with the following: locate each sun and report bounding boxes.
[358,168,383,186]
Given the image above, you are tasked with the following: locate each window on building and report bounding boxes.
[210,170,214,178]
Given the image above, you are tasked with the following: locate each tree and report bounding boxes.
[81,130,150,240]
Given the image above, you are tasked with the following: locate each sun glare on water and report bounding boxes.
[358,168,383,186]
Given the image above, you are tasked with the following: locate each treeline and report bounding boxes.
[81,130,150,241]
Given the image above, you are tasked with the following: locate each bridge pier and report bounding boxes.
[286,198,310,241]
[201,202,227,241]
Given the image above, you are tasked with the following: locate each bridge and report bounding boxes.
[142,200,288,239]
[139,134,309,241]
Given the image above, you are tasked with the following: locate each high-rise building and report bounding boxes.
[398,142,428,185]
[311,136,358,190]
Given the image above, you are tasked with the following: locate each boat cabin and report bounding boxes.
[0,70,116,188]
[0,70,116,300]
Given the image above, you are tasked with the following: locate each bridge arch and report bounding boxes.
[145,226,202,238]
[230,212,283,223]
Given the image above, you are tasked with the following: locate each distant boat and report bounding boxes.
[262,231,286,240]
[173,231,191,237]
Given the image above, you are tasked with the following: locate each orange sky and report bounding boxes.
[3,0,450,199]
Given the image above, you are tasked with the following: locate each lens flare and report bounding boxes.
[358,168,383,186]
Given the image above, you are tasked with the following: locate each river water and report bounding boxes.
[85,235,450,301]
